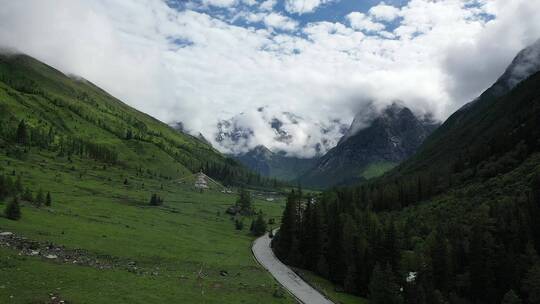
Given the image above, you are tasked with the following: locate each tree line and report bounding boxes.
[273,175,540,303]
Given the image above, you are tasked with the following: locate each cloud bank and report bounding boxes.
[0,0,539,157]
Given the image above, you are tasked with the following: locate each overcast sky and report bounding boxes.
[1,0,539,157]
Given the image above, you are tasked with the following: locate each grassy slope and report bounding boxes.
[0,54,293,303]
[0,151,290,303]
[0,54,239,179]
[360,161,396,180]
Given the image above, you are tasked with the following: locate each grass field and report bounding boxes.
[0,149,293,304]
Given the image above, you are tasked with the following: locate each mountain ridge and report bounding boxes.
[299,103,439,188]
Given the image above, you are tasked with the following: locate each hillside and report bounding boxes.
[0,53,294,303]
[273,41,540,303]
[0,54,279,188]
[299,103,438,188]
[234,145,318,181]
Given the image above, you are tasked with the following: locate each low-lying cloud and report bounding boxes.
[0,0,539,157]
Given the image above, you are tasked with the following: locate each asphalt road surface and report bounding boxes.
[252,231,334,304]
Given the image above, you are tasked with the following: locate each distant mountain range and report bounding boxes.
[224,103,438,187]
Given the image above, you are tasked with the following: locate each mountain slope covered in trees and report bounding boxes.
[274,42,540,304]
[0,53,277,187]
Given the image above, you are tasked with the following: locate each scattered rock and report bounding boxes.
[220,270,228,277]
[46,254,58,259]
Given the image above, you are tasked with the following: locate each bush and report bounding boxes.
[149,193,163,206]
[272,287,286,299]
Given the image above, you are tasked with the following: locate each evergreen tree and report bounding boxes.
[501,290,522,304]
[430,227,449,292]
[151,193,157,205]
[125,129,133,140]
[22,187,33,202]
[274,190,299,260]
[287,236,303,267]
[35,188,45,207]
[523,261,540,304]
[369,263,403,304]
[0,175,7,199]
[4,196,21,220]
[235,219,244,230]
[16,119,28,145]
[45,191,52,206]
[236,188,252,214]
[251,213,267,236]
[14,176,23,193]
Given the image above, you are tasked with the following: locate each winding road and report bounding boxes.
[252,231,334,304]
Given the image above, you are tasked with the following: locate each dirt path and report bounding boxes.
[252,231,334,304]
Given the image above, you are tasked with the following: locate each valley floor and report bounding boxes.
[0,150,293,303]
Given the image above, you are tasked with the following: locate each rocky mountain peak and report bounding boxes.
[493,38,540,95]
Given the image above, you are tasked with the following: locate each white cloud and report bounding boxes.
[202,0,237,8]
[263,13,298,31]
[369,2,400,22]
[284,0,332,14]
[241,0,257,6]
[259,0,276,11]
[0,0,539,157]
[346,12,386,32]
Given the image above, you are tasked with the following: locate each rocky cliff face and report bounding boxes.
[299,103,439,188]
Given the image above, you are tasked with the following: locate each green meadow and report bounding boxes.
[0,149,294,304]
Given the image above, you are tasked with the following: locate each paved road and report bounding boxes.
[252,231,334,304]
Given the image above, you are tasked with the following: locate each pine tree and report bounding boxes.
[14,176,23,193]
[501,290,522,304]
[523,261,540,304]
[274,190,299,260]
[430,227,449,292]
[251,213,267,236]
[22,187,33,202]
[0,175,6,200]
[369,263,403,304]
[35,188,45,207]
[125,129,133,140]
[45,191,52,206]
[236,188,252,214]
[16,119,28,145]
[5,196,21,220]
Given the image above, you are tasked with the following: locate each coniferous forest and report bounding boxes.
[274,71,540,303]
